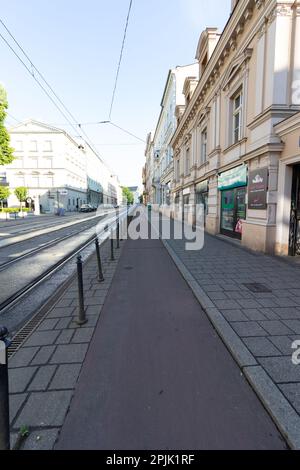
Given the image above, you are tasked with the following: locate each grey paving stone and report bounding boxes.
[9,367,37,393]
[56,330,75,345]
[72,328,95,344]
[15,391,73,428]
[37,319,59,331]
[220,309,249,322]
[47,307,76,318]
[22,429,59,450]
[225,291,254,300]
[24,331,60,347]
[243,337,281,357]
[202,284,224,292]
[49,364,82,390]
[259,357,300,383]
[271,308,300,320]
[237,299,264,309]
[259,321,294,336]
[214,299,241,310]
[244,367,300,449]
[274,298,300,308]
[70,315,99,328]
[9,394,28,425]
[257,298,281,308]
[55,298,74,308]
[283,320,300,334]
[279,384,300,415]
[8,347,39,368]
[50,344,88,364]
[31,346,56,365]
[28,365,57,391]
[208,292,229,301]
[231,322,268,337]
[269,336,296,355]
[242,309,267,321]
[260,308,280,320]
[55,317,72,330]
[85,305,102,316]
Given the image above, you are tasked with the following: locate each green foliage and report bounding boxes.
[19,425,30,438]
[0,186,10,206]
[14,186,28,210]
[122,187,134,205]
[0,85,14,166]
[0,207,30,213]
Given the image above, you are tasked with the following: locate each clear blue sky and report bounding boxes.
[0,0,231,187]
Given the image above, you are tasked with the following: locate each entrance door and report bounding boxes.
[289,165,300,256]
[221,187,246,240]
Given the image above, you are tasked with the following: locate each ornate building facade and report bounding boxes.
[170,0,300,255]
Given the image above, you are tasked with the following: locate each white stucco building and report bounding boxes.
[4,120,121,212]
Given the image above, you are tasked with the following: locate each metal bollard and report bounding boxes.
[110,230,115,261]
[117,220,120,249]
[76,255,87,325]
[0,327,11,451]
[95,239,104,282]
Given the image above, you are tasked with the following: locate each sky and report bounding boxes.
[0,0,231,188]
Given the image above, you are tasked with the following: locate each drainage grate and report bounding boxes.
[243,283,272,293]
[7,308,51,358]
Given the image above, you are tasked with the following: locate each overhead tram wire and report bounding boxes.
[0,30,81,138]
[0,18,100,154]
[108,0,133,121]
[0,17,144,148]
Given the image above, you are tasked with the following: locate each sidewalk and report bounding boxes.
[56,236,286,450]
[163,224,300,449]
[8,238,123,450]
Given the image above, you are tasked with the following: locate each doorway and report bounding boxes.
[289,164,300,256]
[220,187,246,240]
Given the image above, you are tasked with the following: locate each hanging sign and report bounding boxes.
[248,168,268,210]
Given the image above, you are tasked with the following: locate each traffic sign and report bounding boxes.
[59,190,68,196]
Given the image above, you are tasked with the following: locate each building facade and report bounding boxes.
[151,64,199,206]
[170,0,300,256]
[5,120,121,212]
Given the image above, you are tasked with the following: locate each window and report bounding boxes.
[201,129,207,164]
[40,157,52,169]
[232,90,243,144]
[28,175,39,188]
[176,159,180,182]
[15,140,23,152]
[30,140,38,152]
[185,148,190,176]
[26,157,38,169]
[43,140,52,152]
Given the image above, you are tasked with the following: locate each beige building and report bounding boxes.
[170,0,300,256]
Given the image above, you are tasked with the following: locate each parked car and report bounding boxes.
[79,204,93,213]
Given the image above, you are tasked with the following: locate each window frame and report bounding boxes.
[231,88,243,144]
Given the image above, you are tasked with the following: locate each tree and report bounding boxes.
[14,187,28,211]
[122,187,134,205]
[0,85,14,166]
[0,186,10,208]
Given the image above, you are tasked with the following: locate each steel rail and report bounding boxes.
[0,207,133,315]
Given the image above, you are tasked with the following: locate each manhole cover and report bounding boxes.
[243,283,272,293]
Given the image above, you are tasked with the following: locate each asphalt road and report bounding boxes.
[57,237,287,450]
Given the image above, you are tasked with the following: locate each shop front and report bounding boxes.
[218,165,247,240]
[289,164,300,256]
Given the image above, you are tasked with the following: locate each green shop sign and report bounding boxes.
[218,165,247,191]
